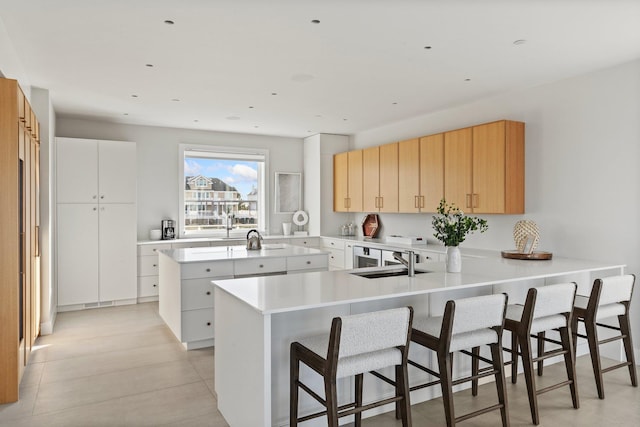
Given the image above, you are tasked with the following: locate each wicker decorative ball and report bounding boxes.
[513,220,540,254]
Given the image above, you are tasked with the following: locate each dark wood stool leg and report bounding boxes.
[511,330,518,384]
[471,346,480,396]
[325,376,339,427]
[290,346,300,427]
[619,313,638,387]
[355,373,363,427]
[560,325,580,409]
[397,364,413,427]
[584,319,605,399]
[570,314,579,359]
[519,332,540,425]
[438,351,456,427]
[490,342,510,427]
[536,331,545,376]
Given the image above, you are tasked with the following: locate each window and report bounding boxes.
[179,145,268,237]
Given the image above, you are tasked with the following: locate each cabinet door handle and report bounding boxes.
[259,264,264,268]
[414,196,418,208]
[152,264,157,267]
[473,193,479,208]
[93,207,97,211]
[379,197,383,209]
[344,198,348,208]
[205,268,211,272]
[153,284,157,287]
[100,195,104,199]
[206,291,211,295]
[206,322,211,326]
[92,195,97,199]
[466,194,472,208]
[306,260,311,265]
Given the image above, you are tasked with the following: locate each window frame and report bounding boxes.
[178,144,269,238]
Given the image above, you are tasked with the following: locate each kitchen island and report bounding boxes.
[158,244,328,349]
[212,253,624,427]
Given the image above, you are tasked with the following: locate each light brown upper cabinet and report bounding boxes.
[333,149,363,212]
[444,120,524,214]
[399,135,445,213]
[363,143,398,212]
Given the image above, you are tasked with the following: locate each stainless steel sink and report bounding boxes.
[350,269,430,279]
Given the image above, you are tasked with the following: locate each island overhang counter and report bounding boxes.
[212,255,624,427]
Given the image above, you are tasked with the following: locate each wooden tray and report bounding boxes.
[501,250,553,260]
[361,214,379,238]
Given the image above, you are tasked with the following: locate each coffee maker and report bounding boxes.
[161,219,176,240]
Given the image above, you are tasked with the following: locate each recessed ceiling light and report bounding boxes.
[226,116,241,120]
[424,46,432,50]
[292,73,314,82]
[315,114,322,118]
[513,39,527,45]
[171,98,180,102]
[311,19,320,24]
[248,106,254,109]
[123,113,129,116]
[194,120,199,123]
[392,102,398,105]
[271,92,278,96]
[145,64,154,67]
[131,94,138,98]
[464,78,471,82]
[164,20,174,25]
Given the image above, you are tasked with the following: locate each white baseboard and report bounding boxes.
[40,309,57,336]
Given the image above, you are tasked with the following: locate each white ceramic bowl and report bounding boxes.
[149,229,162,240]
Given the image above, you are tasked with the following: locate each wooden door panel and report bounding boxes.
[378,142,398,212]
[333,152,348,212]
[420,134,444,212]
[398,138,420,213]
[444,128,472,210]
[347,150,363,211]
[362,146,379,212]
[473,122,505,213]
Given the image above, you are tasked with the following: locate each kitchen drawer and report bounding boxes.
[181,278,220,310]
[234,257,287,277]
[181,308,215,342]
[287,254,329,272]
[138,255,159,276]
[181,260,234,280]
[171,241,210,249]
[138,242,172,256]
[321,237,345,251]
[290,237,320,248]
[138,275,159,297]
[327,248,345,268]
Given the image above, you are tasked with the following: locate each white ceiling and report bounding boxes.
[1,0,639,138]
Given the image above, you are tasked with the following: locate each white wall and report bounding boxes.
[55,118,304,239]
[351,59,640,353]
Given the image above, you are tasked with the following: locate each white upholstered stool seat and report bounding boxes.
[570,274,637,400]
[505,305,568,334]
[290,307,414,427]
[410,294,509,427]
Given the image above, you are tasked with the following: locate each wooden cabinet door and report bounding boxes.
[444,128,473,210]
[333,152,348,212]
[347,150,363,211]
[362,146,379,212]
[56,138,98,203]
[378,142,398,212]
[57,204,99,305]
[98,140,137,204]
[99,204,137,301]
[398,138,420,213]
[473,121,506,213]
[420,134,444,212]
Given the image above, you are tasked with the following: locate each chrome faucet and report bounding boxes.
[393,250,415,277]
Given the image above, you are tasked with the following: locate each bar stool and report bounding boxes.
[409,293,509,427]
[571,274,637,399]
[486,282,579,425]
[290,306,414,427]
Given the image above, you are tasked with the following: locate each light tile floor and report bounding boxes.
[1,303,637,426]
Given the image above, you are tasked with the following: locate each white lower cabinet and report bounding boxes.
[57,203,136,309]
[159,252,328,350]
[321,237,345,270]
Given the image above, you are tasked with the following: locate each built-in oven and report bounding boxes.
[353,246,382,268]
[381,250,420,266]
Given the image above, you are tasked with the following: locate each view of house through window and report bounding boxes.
[181,148,266,236]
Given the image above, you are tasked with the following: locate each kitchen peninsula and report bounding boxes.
[158,244,328,349]
[213,253,624,427]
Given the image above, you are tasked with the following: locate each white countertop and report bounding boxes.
[212,255,625,315]
[158,244,328,263]
[138,234,314,245]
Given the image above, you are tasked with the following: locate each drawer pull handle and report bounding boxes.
[306,261,311,264]
[259,264,264,268]
[206,291,211,295]
[153,264,157,267]
[206,268,211,272]
[207,322,211,326]
[153,284,157,287]
[153,249,157,252]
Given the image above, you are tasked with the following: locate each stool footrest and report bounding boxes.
[602,361,632,374]
[456,403,505,423]
[460,349,494,365]
[599,334,626,345]
[408,359,439,377]
[532,347,568,363]
[595,322,622,332]
[537,379,573,396]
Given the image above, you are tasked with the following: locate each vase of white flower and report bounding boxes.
[432,199,488,273]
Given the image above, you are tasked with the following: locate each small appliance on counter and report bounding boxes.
[246,229,263,250]
[385,235,427,245]
[161,219,176,240]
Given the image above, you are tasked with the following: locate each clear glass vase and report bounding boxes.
[446,246,462,273]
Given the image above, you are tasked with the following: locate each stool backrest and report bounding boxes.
[335,307,413,358]
[594,274,635,306]
[450,294,507,335]
[532,283,577,319]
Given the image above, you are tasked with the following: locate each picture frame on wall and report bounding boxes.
[274,172,301,213]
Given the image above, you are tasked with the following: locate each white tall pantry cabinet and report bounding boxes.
[56,138,137,309]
